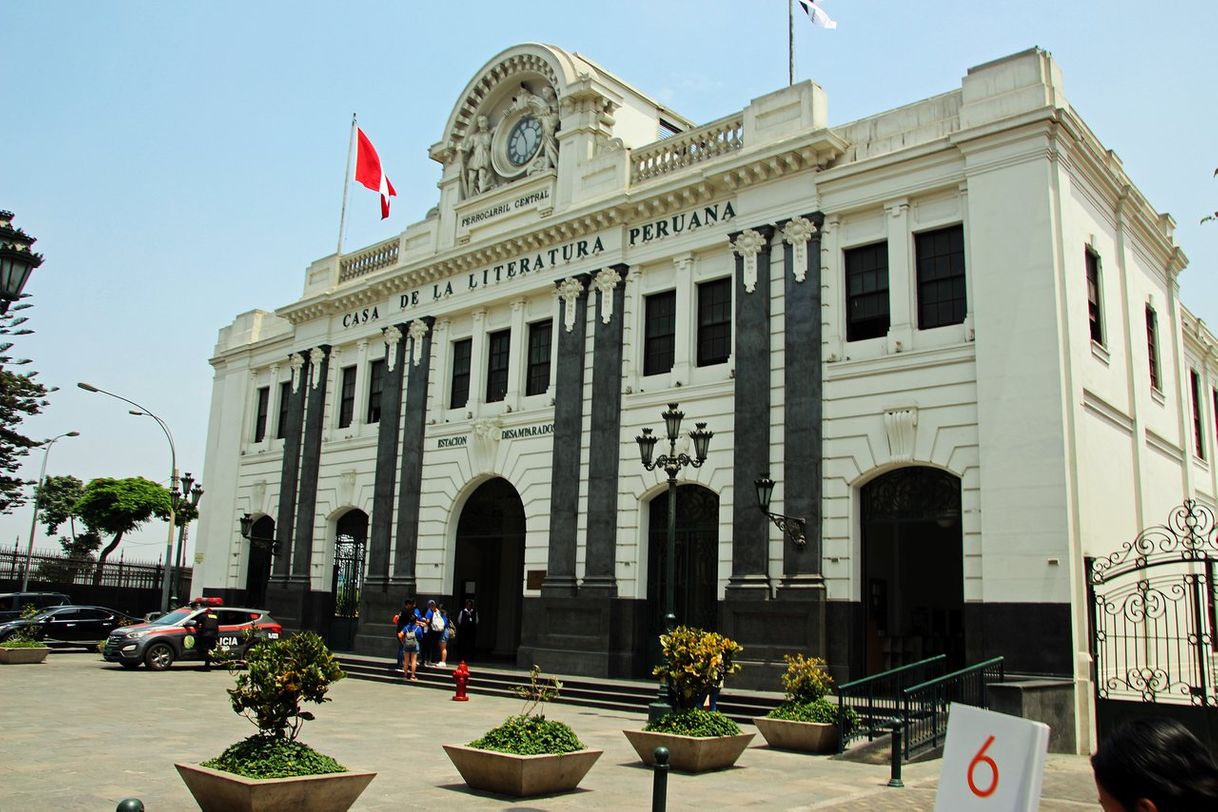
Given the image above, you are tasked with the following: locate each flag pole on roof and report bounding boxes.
[788,0,795,86]
[337,113,356,257]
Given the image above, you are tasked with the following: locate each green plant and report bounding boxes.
[201,735,347,779]
[514,664,562,716]
[0,638,45,649]
[779,653,834,703]
[225,632,345,740]
[767,697,859,734]
[469,714,586,755]
[651,626,743,710]
[2,604,43,646]
[644,708,741,737]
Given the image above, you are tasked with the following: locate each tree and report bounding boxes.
[0,367,47,514]
[74,477,172,583]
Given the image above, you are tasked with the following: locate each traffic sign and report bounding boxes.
[933,703,1049,811]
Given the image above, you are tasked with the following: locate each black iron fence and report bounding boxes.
[901,656,1005,759]
[836,654,947,751]
[0,544,190,591]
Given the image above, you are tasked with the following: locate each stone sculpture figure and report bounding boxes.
[535,86,560,174]
[464,115,495,197]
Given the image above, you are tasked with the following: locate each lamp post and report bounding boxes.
[635,402,713,722]
[20,431,81,591]
[77,382,178,613]
[170,472,204,606]
[0,211,43,316]
[754,473,808,548]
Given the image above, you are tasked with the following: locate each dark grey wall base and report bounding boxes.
[825,600,865,685]
[965,602,1072,677]
[719,595,826,691]
[353,588,406,658]
[988,680,1077,753]
[264,582,310,632]
[517,596,649,678]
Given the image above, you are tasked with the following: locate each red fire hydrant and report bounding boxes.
[452,661,470,701]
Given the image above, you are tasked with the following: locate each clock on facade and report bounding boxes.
[506,115,543,167]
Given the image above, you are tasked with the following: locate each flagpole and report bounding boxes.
[337,113,356,257]
[788,0,795,86]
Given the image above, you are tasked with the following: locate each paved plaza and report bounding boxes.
[2,652,1100,810]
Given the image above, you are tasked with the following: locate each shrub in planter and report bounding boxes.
[755,654,858,754]
[644,708,741,737]
[651,625,743,710]
[0,605,50,663]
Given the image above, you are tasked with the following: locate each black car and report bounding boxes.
[0,604,140,648]
[102,601,283,670]
[0,591,71,622]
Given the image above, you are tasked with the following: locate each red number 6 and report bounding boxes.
[967,735,999,798]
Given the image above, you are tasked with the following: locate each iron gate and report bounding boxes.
[1087,500,1218,749]
[328,534,366,652]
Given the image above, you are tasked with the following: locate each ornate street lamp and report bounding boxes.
[636,402,713,722]
[20,431,81,591]
[240,512,280,556]
[170,472,204,606]
[0,212,43,315]
[754,472,807,548]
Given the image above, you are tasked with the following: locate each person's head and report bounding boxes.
[465,599,474,609]
[476,115,488,130]
[1092,718,1218,812]
[403,598,415,609]
[427,600,437,610]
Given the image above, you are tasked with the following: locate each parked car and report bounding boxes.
[0,592,71,622]
[0,604,141,648]
[102,600,283,671]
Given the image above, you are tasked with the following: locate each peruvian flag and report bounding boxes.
[354,127,396,219]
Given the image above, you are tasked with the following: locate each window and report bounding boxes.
[252,386,270,442]
[1191,369,1206,460]
[915,225,967,329]
[525,320,552,396]
[450,338,472,409]
[845,241,890,341]
[337,366,357,428]
[697,277,732,366]
[643,290,676,376]
[365,359,386,424]
[1146,306,1162,391]
[276,381,291,439]
[1086,248,1104,345]
[486,329,511,403]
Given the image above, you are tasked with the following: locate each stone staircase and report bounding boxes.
[334,652,785,725]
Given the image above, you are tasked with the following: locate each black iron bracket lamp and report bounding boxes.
[239,513,280,555]
[754,473,808,548]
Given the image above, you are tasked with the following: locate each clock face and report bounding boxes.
[507,116,543,167]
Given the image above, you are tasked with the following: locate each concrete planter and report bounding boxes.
[622,729,754,773]
[753,716,839,753]
[442,744,602,797]
[0,646,50,664]
[174,763,375,812]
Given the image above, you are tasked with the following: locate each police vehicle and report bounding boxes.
[102,597,282,671]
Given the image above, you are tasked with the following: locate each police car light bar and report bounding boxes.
[191,597,224,606]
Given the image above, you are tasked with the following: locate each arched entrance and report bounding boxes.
[647,484,720,663]
[328,509,368,652]
[861,467,964,673]
[452,478,525,660]
[244,515,275,608]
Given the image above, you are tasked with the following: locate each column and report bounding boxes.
[672,253,694,383]
[779,213,826,589]
[582,264,629,596]
[543,274,589,596]
[273,351,307,580]
[367,325,405,587]
[292,345,331,583]
[728,226,774,597]
[352,338,371,427]
[321,346,340,443]
[885,198,913,353]
[468,309,487,414]
[506,298,526,410]
[392,317,436,592]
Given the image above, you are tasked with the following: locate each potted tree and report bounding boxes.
[443,665,603,797]
[753,653,858,754]
[0,605,51,664]
[175,632,376,812]
[623,626,754,772]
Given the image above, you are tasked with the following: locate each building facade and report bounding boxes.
[195,43,1217,751]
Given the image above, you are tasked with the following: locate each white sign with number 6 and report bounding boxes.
[933,703,1049,812]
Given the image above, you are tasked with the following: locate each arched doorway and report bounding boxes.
[244,516,275,608]
[328,509,368,652]
[647,484,720,664]
[452,478,525,660]
[861,467,964,673]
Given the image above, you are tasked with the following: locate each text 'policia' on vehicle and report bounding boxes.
[102,597,282,671]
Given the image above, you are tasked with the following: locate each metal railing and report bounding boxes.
[0,545,188,591]
[901,656,1005,759]
[836,654,947,751]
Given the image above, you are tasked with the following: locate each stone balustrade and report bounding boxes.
[630,114,745,185]
[339,237,399,282]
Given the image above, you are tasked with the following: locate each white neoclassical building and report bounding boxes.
[194,43,1217,753]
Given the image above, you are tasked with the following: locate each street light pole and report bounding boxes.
[171,473,203,606]
[77,382,177,612]
[636,403,713,723]
[20,430,81,591]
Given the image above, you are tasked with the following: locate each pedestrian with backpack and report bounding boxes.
[426,601,448,667]
[396,599,421,681]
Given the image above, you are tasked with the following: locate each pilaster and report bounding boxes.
[273,351,307,580]
[367,326,406,588]
[392,317,435,593]
[885,198,913,354]
[292,345,331,584]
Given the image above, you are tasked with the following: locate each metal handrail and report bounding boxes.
[836,654,947,752]
[901,656,1006,759]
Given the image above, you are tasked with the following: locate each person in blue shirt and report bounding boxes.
[395,599,422,681]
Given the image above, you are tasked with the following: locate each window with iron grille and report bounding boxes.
[1192,369,1206,460]
[697,277,732,366]
[366,359,385,424]
[276,381,291,440]
[253,386,270,442]
[337,365,357,428]
[915,225,967,329]
[526,320,552,396]
[845,241,889,342]
[644,290,676,376]
[486,329,511,403]
[1146,305,1162,391]
[450,338,472,409]
[1086,248,1104,345]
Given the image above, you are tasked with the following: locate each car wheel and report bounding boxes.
[120,660,141,670]
[144,642,175,671]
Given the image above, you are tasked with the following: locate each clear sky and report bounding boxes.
[3,1,1215,562]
